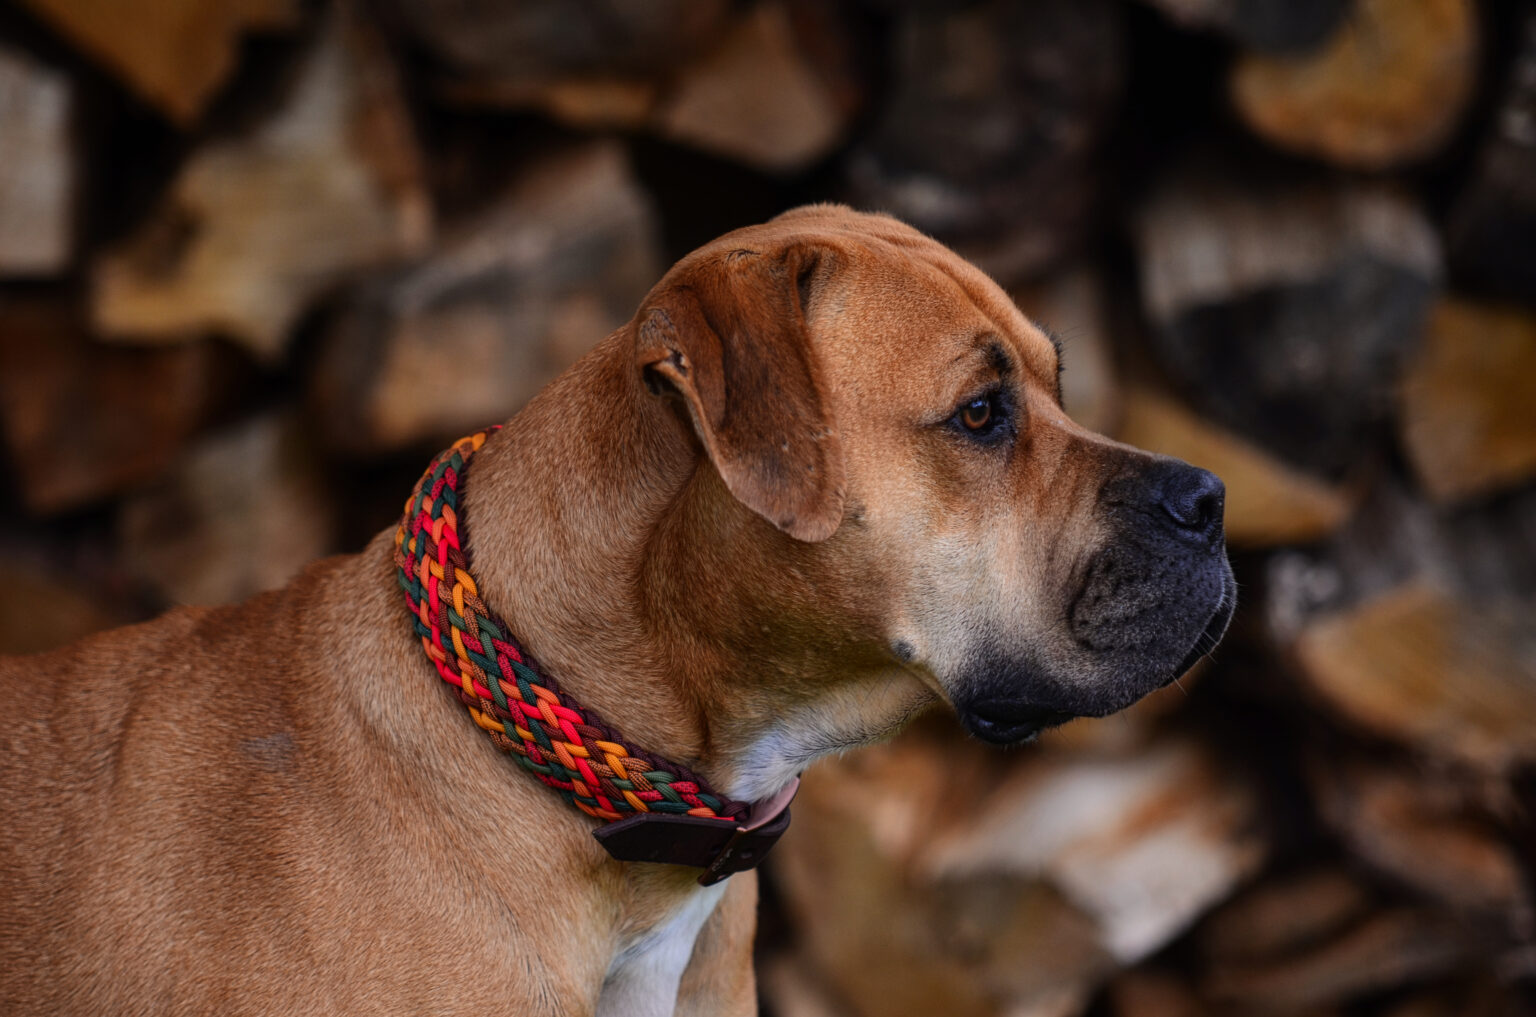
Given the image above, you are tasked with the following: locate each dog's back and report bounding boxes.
[1,590,306,1009]
[0,547,581,1015]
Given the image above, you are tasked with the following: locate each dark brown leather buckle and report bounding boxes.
[592,777,799,886]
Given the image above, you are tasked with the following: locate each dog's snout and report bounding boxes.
[1158,463,1224,539]
[1101,457,1227,543]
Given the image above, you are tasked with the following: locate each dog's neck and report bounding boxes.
[459,331,932,803]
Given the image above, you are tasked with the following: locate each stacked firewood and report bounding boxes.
[0,1,1532,1013]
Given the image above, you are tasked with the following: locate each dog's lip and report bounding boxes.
[1168,575,1238,683]
[958,700,1077,745]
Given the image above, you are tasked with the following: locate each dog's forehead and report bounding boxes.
[812,233,1060,398]
[665,208,1060,394]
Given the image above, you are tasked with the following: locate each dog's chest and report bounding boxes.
[594,880,726,1017]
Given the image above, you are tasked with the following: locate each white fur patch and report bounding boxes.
[594,881,727,1017]
[726,673,933,802]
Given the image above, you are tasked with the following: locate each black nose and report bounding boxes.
[1158,463,1225,540]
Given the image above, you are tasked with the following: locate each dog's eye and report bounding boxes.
[959,399,991,431]
[950,390,1010,443]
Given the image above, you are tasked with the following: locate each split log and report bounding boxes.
[395,0,726,130]
[1010,267,1120,436]
[1379,980,1532,1017]
[769,720,1106,1017]
[1447,7,1536,305]
[1398,299,1536,504]
[0,44,72,275]
[118,413,332,607]
[757,953,849,1017]
[14,0,298,124]
[1292,584,1536,776]
[1435,484,1536,603]
[311,141,662,455]
[92,6,431,360]
[844,0,1123,284]
[1104,970,1203,1017]
[437,2,859,168]
[1117,388,1352,547]
[383,0,729,84]
[1134,168,1440,475]
[1309,755,1527,916]
[1204,909,1470,1012]
[436,76,658,131]
[1135,0,1352,52]
[1262,477,1536,682]
[653,2,857,173]
[1199,867,1374,967]
[775,840,1104,1017]
[0,295,234,514]
[921,735,1266,966]
[1230,0,1478,170]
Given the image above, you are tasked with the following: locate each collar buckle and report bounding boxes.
[592,777,800,886]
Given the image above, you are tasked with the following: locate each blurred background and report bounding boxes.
[1,0,1534,1013]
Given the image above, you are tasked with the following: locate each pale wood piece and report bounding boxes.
[91,6,431,359]
[1137,176,1439,325]
[15,0,298,124]
[922,736,1265,966]
[1311,757,1526,915]
[0,44,72,275]
[1116,388,1351,547]
[1400,299,1536,504]
[312,141,661,454]
[118,413,333,607]
[1294,584,1536,775]
[655,2,848,173]
[771,724,1107,1017]
[1231,0,1478,169]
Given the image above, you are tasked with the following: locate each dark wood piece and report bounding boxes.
[0,295,235,514]
[1447,6,1536,305]
[844,0,1124,285]
[1134,166,1441,475]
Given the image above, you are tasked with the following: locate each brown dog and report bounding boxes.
[0,206,1233,1016]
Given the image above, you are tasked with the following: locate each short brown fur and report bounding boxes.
[0,206,1225,1016]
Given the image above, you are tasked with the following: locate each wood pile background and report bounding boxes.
[1,0,1534,1014]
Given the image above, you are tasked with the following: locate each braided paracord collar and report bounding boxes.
[395,429,797,884]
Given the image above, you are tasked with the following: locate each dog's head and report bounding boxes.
[635,205,1235,746]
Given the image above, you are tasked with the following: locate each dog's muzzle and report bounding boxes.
[953,457,1237,746]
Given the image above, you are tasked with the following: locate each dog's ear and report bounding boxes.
[636,245,846,542]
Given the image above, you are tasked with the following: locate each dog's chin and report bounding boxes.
[953,571,1237,745]
[956,701,1077,745]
